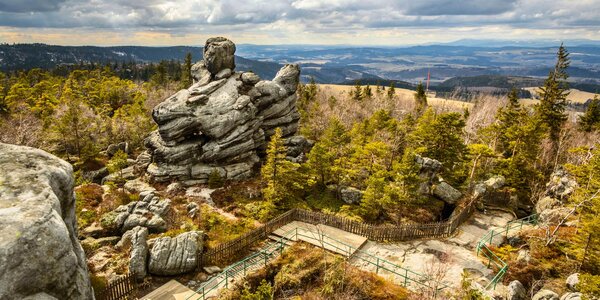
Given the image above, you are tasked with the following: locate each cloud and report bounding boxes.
[0,0,66,13]
[405,0,517,16]
[0,0,599,45]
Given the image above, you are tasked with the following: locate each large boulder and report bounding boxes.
[0,143,94,299]
[142,37,302,183]
[507,280,527,300]
[432,181,462,204]
[203,37,236,75]
[532,289,559,300]
[148,231,204,275]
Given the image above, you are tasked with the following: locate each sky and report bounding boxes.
[0,0,599,46]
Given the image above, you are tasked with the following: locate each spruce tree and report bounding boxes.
[414,82,428,114]
[181,52,193,88]
[363,85,372,99]
[537,43,570,143]
[261,128,303,206]
[579,95,600,132]
[387,82,395,100]
[353,80,362,101]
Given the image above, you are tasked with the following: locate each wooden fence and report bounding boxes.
[201,198,479,266]
[98,273,137,300]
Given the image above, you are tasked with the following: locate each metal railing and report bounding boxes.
[475,214,537,289]
[189,226,449,300]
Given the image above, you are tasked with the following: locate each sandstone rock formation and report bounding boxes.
[0,143,94,300]
[140,37,303,183]
[117,226,149,281]
[101,191,170,233]
[148,231,204,275]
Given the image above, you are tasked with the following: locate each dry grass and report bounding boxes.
[523,87,598,104]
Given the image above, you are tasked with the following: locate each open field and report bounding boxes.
[524,87,598,103]
[318,84,474,111]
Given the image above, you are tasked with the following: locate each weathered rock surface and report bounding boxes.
[433,181,462,204]
[122,226,149,281]
[102,191,170,233]
[546,168,578,200]
[566,273,579,292]
[560,292,582,300]
[533,289,559,300]
[0,143,94,300]
[148,231,204,275]
[142,37,302,183]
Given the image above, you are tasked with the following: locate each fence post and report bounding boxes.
[376,257,380,274]
[225,270,229,289]
[404,269,408,286]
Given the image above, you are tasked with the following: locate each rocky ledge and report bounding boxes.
[137,37,307,183]
[0,143,94,300]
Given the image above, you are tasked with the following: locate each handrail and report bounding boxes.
[191,225,449,299]
[476,214,537,290]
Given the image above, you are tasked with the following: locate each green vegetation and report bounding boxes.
[414,81,428,115]
[221,243,408,300]
[579,95,600,132]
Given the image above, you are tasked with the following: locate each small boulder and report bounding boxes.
[340,187,364,204]
[507,280,527,300]
[485,175,506,190]
[124,178,156,194]
[215,68,232,79]
[532,289,559,300]
[566,273,579,292]
[536,196,560,214]
[516,249,531,264]
[241,72,260,85]
[107,142,129,157]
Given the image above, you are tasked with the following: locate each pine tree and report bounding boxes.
[536,43,570,143]
[579,95,600,132]
[410,109,468,185]
[414,82,428,115]
[387,82,396,100]
[261,128,304,207]
[180,52,193,88]
[362,85,372,99]
[483,88,546,199]
[107,149,128,187]
[352,80,362,101]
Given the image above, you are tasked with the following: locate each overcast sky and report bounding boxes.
[0,0,599,46]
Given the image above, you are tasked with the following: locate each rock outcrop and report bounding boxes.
[148,231,204,275]
[101,191,170,233]
[142,37,302,183]
[0,143,94,299]
[536,168,579,225]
